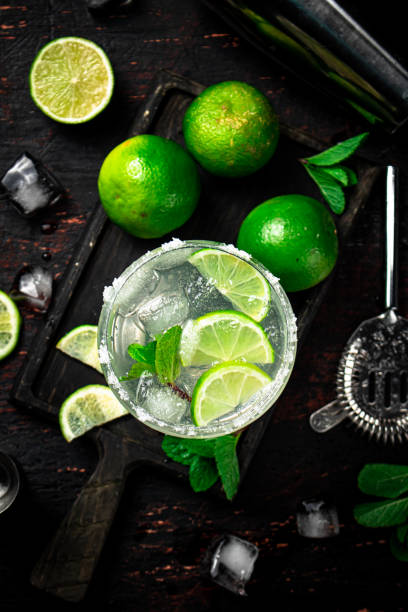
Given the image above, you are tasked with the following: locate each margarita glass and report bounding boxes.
[97,239,297,438]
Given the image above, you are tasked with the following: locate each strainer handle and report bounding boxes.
[385,165,398,310]
[309,400,348,433]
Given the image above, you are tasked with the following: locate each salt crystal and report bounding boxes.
[220,243,252,260]
[160,237,184,252]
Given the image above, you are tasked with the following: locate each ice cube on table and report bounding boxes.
[137,291,189,338]
[0,152,64,217]
[296,498,340,538]
[206,535,259,596]
[11,265,53,313]
[87,0,134,13]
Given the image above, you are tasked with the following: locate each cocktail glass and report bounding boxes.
[97,239,297,438]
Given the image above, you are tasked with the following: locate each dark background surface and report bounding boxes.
[2,2,408,610]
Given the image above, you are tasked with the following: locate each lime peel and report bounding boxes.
[191,361,272,426]
[59,384,128,442]
[179,309,274,367]
[56,324,102,373]
[0,290,21,361]
[29,36,114,124]
[188,248,271,321]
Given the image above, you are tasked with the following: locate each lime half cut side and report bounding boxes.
[179,310,274,367]
[188,248,271,321]
[29,37,114,124]
[56,325,102,373]
[0,290,21,361]
[191,361,272,426]
[59,384,128,442]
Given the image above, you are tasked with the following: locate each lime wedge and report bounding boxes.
[179,310,274,366]
[56,324,102,373]
[0,290,21,360]
[191,361,272,426]
[189,248,270,321]
[59,384,128,442]
[29,37,114,124]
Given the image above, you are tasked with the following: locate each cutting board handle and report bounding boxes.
[30,430,128,602]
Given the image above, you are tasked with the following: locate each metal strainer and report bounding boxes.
[310,166,408,443]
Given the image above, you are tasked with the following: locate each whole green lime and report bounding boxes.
[97,134,201,239]
[182,81,279,177]
[237,195,338,292]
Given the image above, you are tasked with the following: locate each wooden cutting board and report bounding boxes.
[10,70,381,602]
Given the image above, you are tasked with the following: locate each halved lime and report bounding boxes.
[179,310,274,367]
[0,290,21,361]
[29,36,114,124]
[191,361,272,426]
[189,248,270,321]
[56,324,102,373]
[59,384,128,442]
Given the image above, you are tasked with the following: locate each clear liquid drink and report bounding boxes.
[98,239,297,438]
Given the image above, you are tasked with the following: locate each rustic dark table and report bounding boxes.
[2,2,408,611]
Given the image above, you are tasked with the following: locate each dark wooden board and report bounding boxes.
[9,70,381,603]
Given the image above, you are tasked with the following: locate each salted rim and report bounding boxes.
[97,239,297,439]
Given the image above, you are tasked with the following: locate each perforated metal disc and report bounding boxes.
[336,309,408,443]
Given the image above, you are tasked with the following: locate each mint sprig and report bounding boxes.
[354,462,408,561]
[162,433,241,500]
[155,325,182,384]
[300,131,369,215]
[121,325,182,385]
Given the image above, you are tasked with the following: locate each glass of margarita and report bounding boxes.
[97,239,297,438]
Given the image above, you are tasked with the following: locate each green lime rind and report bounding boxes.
[179,309,274,367]
[237,194,339,292]
[97,134,200,239]
[182,80,279,177]
[188,248,271,322]
[56,324,102,373]
[0,290,21,361]
[59,384,128,442]
[29,36,114,124]
[191,360,272,426]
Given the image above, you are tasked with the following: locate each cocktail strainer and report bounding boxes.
[310,166,408,443]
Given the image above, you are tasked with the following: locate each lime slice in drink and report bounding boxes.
[179,310,274,366]
[188,248,270,321]
[0,290,21,361]
[29,37,114,124]
[59,384,128,442]
[191,361,272,426]
[56,324,102,373]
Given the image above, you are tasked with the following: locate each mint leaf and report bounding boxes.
[322,165,358,187]
[128,340,156,366]
[304,132,369,166]
[354,496,408,527]
[304,164,345,214]
[358,464,408,499]
[396,523,408,544]
[119,362,155,381]
[215,434,240,501]
[189,455,219,492]
[161,435,196,466]
[181,438,216,458]
[155,325,182,384]
[162,433,242,500]
[390,530,408,562]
